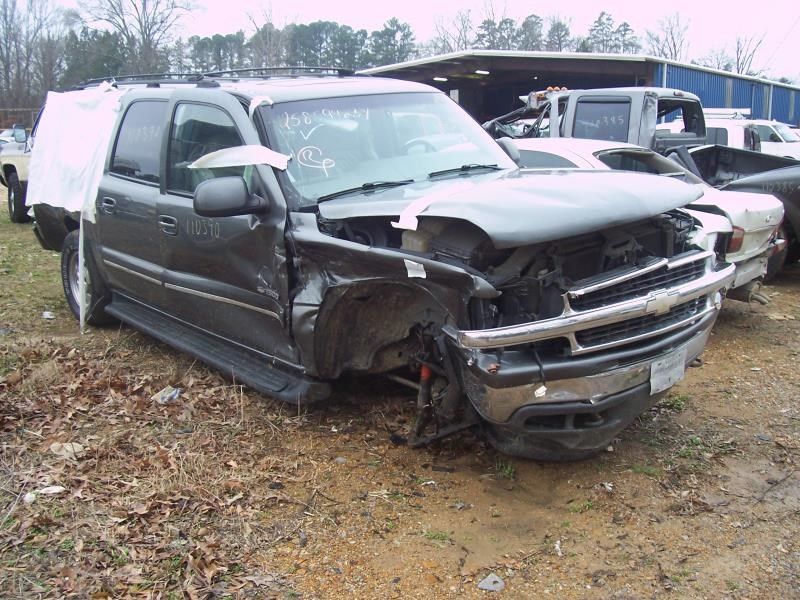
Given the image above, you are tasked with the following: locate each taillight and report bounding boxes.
[727,226,745,253]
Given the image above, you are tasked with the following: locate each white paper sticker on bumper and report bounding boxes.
[650,347,687,395]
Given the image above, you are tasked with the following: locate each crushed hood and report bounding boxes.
[317,170,704,249]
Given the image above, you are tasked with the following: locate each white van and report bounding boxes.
[658,118,800,160]
[757,121,800,156]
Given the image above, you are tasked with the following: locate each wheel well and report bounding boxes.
[2,164,15,185]
[313,280,457,379]
[64,214,80,231]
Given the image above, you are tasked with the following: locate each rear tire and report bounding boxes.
[7,171,30,223]
[60,230,115,326]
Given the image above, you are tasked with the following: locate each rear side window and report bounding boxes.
[573,100,631,142]
[706,127,729,145]
[110,101,167,183]
[597,152,659,174]
[518,150,579,168]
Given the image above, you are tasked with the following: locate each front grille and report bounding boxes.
[575,297,706,348]
[570,259,706,311]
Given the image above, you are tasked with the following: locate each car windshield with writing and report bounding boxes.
[259,92,516,207]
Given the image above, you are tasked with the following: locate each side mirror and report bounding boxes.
[13,128,27,143]
[769,133,782,143]
[193,176,268,217]
[495,136,521,165]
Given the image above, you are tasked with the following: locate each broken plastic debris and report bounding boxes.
[37,485,67,496]
[23,492,37,504]
[534,384,547,398]
[404,259,427,279]
[478,573,505,592]
[42,311,55,320]
[151,385,182,405]
[554,539,563,557]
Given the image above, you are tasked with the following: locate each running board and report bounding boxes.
[105,295,330,405]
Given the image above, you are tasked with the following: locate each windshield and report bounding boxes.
[259,92,516,206]
[774,123,799,142]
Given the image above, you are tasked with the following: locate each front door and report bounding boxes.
[155,91,297,365]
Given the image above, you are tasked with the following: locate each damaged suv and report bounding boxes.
[31,71,735,460]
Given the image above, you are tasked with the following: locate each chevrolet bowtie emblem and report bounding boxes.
[646,290,679,315]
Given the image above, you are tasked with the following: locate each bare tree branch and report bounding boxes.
[734,34,764,75]
[83,0,190,72]
[645,13,689,61]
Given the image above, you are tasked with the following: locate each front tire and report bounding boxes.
[7,171,30,223]
[60,230,115,326]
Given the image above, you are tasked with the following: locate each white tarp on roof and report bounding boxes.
[27,82,126,223]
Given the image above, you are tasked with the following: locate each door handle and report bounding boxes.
[101,197,117,214]
[158,214,178,236]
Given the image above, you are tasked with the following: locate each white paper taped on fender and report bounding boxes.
[404,259,427,279]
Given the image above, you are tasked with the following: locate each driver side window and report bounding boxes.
[167,103,245,195]
[756,125,781,143]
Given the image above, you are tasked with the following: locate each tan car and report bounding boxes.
[0,125,32,223]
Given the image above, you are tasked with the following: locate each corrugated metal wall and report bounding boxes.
[664,64,727,108]
[773,87,794,122]
[653,62,799,124]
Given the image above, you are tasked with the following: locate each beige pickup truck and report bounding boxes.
[0,125,31,223]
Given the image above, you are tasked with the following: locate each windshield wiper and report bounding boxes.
[317,179,414,203]
[428,163,501,179]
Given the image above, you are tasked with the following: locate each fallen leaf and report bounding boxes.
[225,493,244,506]
[49,442,85,460]
[4,370,23,385]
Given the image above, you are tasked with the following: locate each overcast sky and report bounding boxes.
[67,0,800,81]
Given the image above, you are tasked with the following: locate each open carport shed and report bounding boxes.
[361,50,800,126]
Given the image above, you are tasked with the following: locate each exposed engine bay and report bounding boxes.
[320,209,697,329]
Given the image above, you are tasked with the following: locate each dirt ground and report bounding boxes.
[1,209,798,599]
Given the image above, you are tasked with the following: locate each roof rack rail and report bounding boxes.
[204,67,361,79]
[73,73,205,89]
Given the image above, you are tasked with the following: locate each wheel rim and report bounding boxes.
[68,251,82,305]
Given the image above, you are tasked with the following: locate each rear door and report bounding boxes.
[155,89,298,363]
[95,97,169,307]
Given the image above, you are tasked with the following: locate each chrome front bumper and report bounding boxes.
[463,319,713,423]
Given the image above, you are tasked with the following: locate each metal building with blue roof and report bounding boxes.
[362,50,800,125]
